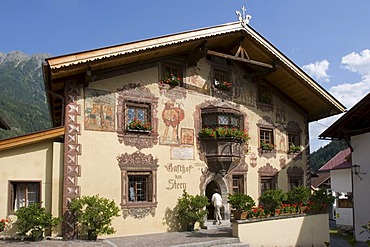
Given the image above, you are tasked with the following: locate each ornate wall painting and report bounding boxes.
[84,88,115,131]
[160,100,185,145]
[181,128,194,146]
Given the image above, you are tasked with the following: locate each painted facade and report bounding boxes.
[1,22,345,239]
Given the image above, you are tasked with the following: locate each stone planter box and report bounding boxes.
[232,213,329,246]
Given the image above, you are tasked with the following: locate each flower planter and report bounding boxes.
[88,230,97,241]
[233,211,248,220]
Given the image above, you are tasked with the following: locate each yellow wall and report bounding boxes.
[75,57,308,237]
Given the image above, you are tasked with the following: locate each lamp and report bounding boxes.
[351,164,366,180]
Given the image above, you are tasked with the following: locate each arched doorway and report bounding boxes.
[205,178,230,221]
[206,180,219,220]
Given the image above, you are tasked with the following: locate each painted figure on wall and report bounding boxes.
[85,88,115,131]
[161,100,185,145]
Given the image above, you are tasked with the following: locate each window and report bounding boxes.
[261,176,276,194]
[258,163,278,195]
[201,106,243,130]
[128,173,153,202]
[288,133,300,147]
[162,63,183,86]
[214,69,228,84]
[260,128,273,144]
[116,83,159,148]
[257,85,272,104]
[9,181,41,212]
[287,166,304,191]
[289,177,302,191]
[232,176,244,194]
[117,151,158,218]
[125,101,151,131]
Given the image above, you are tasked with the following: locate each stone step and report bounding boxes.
[171,237,243,247]
[201,220,231,229]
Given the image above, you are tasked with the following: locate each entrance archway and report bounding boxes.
[204,176,230,221]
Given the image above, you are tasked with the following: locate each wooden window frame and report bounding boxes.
[161,62,184,87]
[117,151,158,218]
[259,127,274,147]
[8,180,41,214]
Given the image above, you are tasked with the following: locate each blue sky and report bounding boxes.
[1,0,370,152]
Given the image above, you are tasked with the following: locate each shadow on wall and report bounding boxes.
[163,207,182,232]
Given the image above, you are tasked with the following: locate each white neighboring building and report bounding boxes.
[319,148,353,227]
[320,93,370,242]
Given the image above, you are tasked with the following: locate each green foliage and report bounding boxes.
[259,189,287,215]
[310,140,348,172]
[199,127,250,142]
[227,193,255,212]
[288,143,301,153]
[69,195,120,237]
[174,190,209,229]
[0,52,52,140]
[15,203,61,240]
[308,189,335,213]
[286,186,311,206]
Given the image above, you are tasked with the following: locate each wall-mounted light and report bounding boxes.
[351,164,366,180]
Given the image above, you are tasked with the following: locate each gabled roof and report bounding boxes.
[320,92,370,139]
[319,148,352,171]
[43,22,345,127]
[311,171,331,188]
[0,127,64,151]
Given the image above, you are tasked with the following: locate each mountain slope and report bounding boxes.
[0,51,52,139]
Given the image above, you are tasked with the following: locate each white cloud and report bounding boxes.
[309,49,370,152]
[341,49,370,78]
[302,60,330,83]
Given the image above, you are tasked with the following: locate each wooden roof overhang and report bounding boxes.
[320,92,370,140]
[0,127,64,151]
[43,22,345,127]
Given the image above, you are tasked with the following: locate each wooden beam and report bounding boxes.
[207,50,274,69]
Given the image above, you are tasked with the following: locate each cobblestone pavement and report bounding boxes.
[0,227,235,247]
[0,225,368,247]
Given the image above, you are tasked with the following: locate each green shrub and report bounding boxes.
[69,195,120,239]
[15,203,61,240]
[309,189,335,213]
[174,190,209,230]
[228,193,255,212]
[286,186,310,206]
[259,189,287,215]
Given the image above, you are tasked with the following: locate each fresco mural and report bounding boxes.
[160,100,185,145]
[84,88,115,131]
[181,128,194,146]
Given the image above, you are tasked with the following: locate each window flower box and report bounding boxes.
[214,80,233,91]
[260,141,276,151]
[161,74,181,86]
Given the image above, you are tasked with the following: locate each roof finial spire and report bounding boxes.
[235,6,252,26]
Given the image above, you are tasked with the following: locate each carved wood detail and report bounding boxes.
[117,151,158,218]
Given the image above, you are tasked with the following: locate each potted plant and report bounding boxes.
[259,189,287,216]
[199,127,250,143]
[69,194,120,240]
[260,141,276,151]
[174,190,209,231]
[288,143,301,154]
[15,203,61,241]
[127,118,151,131]
[286,186,311,213]
[308,188,335,213]
[0,218,9,232]
[161,73,181,86]
[214,80,233,90]
[228,193,255,220]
